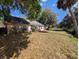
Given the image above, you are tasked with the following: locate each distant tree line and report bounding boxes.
[37,9,57,28]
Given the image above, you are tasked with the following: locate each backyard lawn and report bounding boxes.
[9,31,77,59]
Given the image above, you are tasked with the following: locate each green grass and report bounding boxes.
[69,35,77,46]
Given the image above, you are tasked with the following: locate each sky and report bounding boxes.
[11,10,26,19]
[40,0,68,23]
[11,0,78,23]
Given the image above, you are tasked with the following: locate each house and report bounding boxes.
[3,16,30,34]
[30,21,46,32]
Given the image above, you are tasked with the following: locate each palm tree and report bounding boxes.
[57,0,78,36]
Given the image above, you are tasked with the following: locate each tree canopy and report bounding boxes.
[57,0,77,10]
[0,0,42,20]
[38,9,57,27]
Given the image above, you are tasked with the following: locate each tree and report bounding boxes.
[38,9,57,27]
[59,15,76,36]
[57,0,78,36]
[59,7,78,37]
[73,7,78,24]
[59,15,73,30]
[0,0,41,20]
[0,1,41,58]
[19,0,42,20]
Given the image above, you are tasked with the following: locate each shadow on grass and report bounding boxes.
[0,32,30,59]
[53,29,77,38]
[53,29,65,31]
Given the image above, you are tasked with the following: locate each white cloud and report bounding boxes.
[40,3,43,6]
[52,4,57,7]
[41,0,48,2]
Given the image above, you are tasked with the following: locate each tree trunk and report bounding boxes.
[68,7,78,36]
[1,5,10,35]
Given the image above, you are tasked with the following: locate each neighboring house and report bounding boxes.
[0,15,47,35]
[3,16,30,34]
[30,21,46,31]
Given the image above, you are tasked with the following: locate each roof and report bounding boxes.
[4,16,30,24]
[30,21,44,27]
